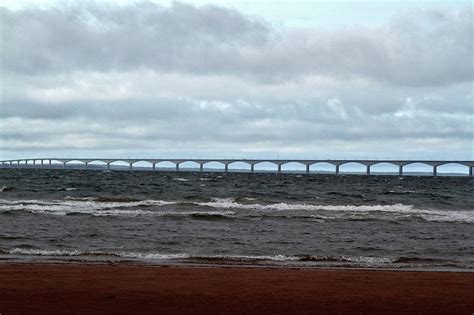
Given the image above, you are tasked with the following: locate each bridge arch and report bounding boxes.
[108,160,132,170]
[49,159,65,166]
[129,160,153,171]
[370,162,400,175]
[280,161,307,172]
[64,160,87,168]
[179,161,201,170]
[155,161,178,170]
[85,160,108,170]
[202,161,226,171]
[338,162,367,174]
[253,161,279,172]
[402,162,433,175]
[227,161,252,172]
[436,163,470,176]
[64,159,86,165]
[308,162,337,173]
[87,159,108,165]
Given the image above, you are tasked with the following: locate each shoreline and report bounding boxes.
[1,262,473,313]
[1,259,473,273]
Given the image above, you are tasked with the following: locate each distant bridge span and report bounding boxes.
[1,158,473,176]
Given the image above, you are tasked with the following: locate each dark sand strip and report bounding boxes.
[0,264,473,314]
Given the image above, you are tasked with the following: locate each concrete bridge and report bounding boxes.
[1,158,473,176]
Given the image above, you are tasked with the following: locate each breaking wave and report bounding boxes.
[0,197,472,223]
[1,248,468,269]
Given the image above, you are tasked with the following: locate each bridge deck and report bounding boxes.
[1,158,473,176]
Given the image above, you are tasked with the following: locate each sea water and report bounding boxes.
[0,169,472,270]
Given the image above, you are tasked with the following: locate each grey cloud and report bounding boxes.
[2,3,472,86]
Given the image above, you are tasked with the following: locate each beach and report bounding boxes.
[0,263,473,314]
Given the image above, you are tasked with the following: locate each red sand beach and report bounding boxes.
[0,263,473,314]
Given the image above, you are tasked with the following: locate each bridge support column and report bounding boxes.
[225,164,228,173]
[470,166,473,177]
[41,160,44,167]
[306,165,310,173]
[200,164,203,172]
[49,160,51,167]
[366,165,371,175]
[129,163,133,171]
[399,165,403,176]
[433,165,437,177]
[107,163,110,170]
[278,165,281,173]
[335,165,340,176]
[152,163,156,171]
[176,164,179,172]
[251,164,255,173]
[62,162,65,168]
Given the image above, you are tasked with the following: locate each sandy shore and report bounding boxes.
[0,263,473,314]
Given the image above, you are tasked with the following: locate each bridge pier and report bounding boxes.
[200,164,204,172]
[306,164,310,173]
[366,165,371,175]
[433,165,437,177]
[225,164,228,173]
[470,166,473,177]
[107,163,110,170]
[62,162,65,168]
[49,160,51,167]
[41,160,44,167]
[399,165,403,176]
[129,163,133,171]
[335,165,340,176]
[152,163,156,171]
[278,165,281,173]
[251,164,255,173]
[176,164,179,172]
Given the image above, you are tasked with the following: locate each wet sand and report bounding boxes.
[0,263,473,314]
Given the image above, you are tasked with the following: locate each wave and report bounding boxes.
[1,248,468,269]
[0,198,235,218]
[0,197,472,223]
[1,248,189,260]
[0,186,13,192]
[195,198,474,223]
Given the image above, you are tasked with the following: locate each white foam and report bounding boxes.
[196,198,474,223]
[4,248,189,260]
[0,198,472,223]
[0,198,238,217]
[120,252,190,260]
[173,178,190,182]
[0,198,173,216]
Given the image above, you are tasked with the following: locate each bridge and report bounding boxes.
[1,158,473,176]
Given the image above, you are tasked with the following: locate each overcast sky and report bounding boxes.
[0,0,472,161]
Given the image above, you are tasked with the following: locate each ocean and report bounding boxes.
[0,169,473,270]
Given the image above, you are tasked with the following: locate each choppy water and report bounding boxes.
[1,169,473,270]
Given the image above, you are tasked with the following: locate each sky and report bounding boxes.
[0,0,473,162]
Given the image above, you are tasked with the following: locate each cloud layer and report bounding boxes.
[1,2,472,159]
